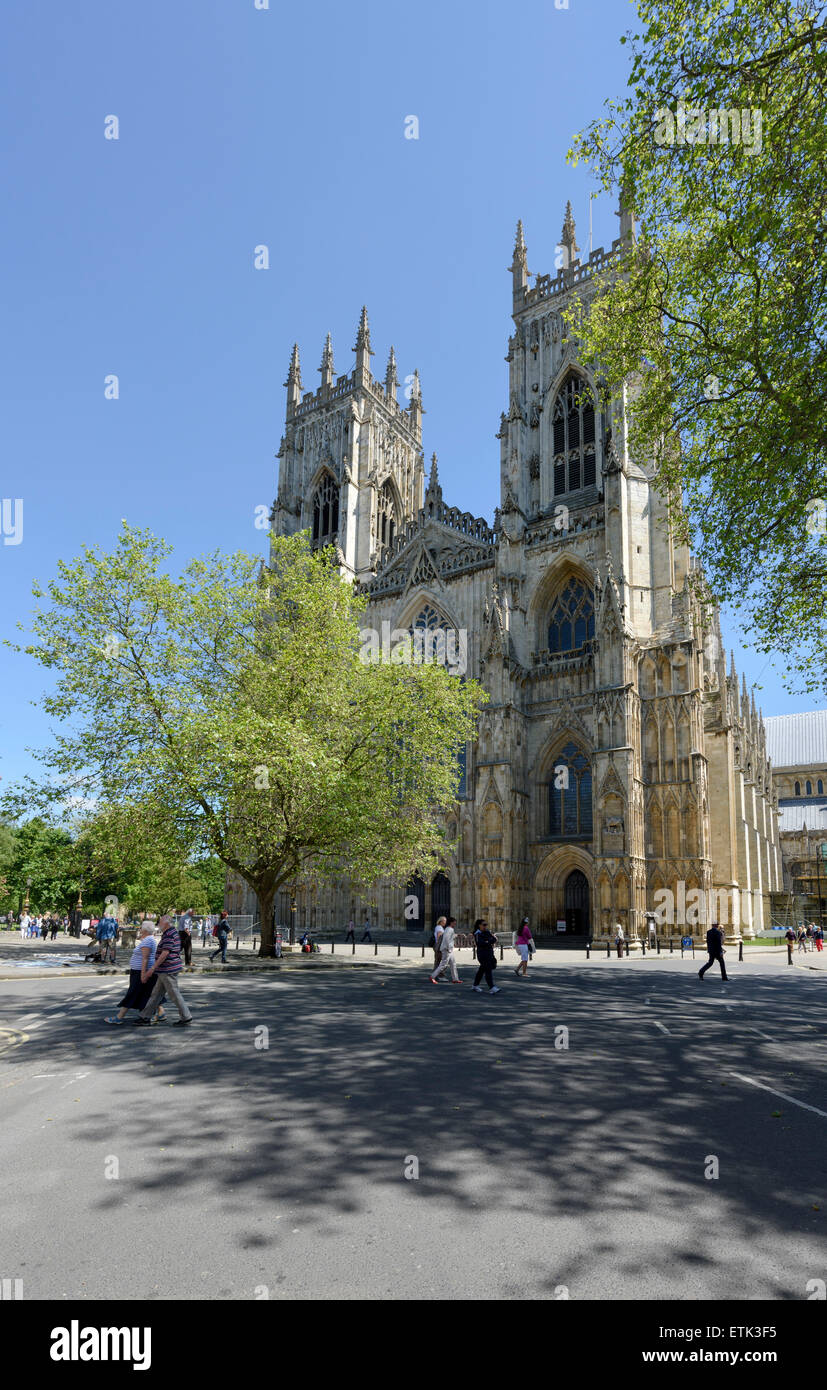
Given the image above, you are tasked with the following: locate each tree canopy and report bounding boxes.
[4,524,483,953]
[568,0,827,692]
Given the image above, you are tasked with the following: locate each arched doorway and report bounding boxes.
[406,875,425,933]
[431,872,451,927]
[564,869,590,934]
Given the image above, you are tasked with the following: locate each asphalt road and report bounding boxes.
[0,957,825,1300]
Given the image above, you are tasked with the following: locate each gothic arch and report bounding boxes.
[528,553,596,652]
[396,589,463,636]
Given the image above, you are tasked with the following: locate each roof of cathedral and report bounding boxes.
[765,710,827,768]
[777,802,827,833]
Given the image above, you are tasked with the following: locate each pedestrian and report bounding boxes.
[210,910,230,964]
[514,916,534,977]
[177,908,194,967]
[19,913,29,940]
[105,925,164,1025]
[432,915,446,975]
[430,916,461,984]
[97,910,119,964]
[471,918,501,994]
[345,919,355,943]
[41,918,49,940]
[135,915,193,1027]
[797,926,808,953]
[614,921,625,959]
[199,916,210,946]
[360,916,372,943]
[698,921,728,981]
[50,917,59,941]
[815,925,824,953]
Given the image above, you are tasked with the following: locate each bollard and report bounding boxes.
[669,938,674,954]
[656,936,661,955]
[787,942,793,966]
[235,936,239,950]
[397,941,400,957]
[586,943,590,959]
[375,941,378,956]
[352,941,356,955]
[606,941,611,958]
[421,943,425,958]
[331,940,334,954]
[499,945,503,961]
[738,941,743,963]
[641,941,646,957]
[625,940,630,957]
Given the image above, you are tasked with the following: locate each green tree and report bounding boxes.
[5,818,75,914]
[5,524,483,955]
[568,0,827,692]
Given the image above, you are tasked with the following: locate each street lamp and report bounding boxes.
[24,876,32,913]
[290,887,297,946]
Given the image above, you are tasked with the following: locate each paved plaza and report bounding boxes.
[0,945,825,1300]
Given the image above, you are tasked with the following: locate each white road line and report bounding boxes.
[729,1071,827,1120]
[653,1021,671,1035]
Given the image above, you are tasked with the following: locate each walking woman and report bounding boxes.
[472,919,501,994]
[514,916,534,978]
[104,924,164,1025]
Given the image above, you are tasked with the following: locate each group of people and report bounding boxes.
[428,914,535,991]
[786,922,824,952]
[15,913,67,940]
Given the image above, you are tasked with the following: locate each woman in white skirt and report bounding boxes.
[514,917,533,977]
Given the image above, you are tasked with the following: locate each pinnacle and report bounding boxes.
[354,305,373,355]
[561,200,579,253]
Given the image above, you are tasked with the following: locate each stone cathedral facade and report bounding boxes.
[235,206,782,941]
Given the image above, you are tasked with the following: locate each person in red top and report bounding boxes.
[514,917,534,978]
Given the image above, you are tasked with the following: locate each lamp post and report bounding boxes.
[290,888,297,946]
[24,875,32,914]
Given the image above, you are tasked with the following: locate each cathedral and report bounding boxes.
[237,204,783,943]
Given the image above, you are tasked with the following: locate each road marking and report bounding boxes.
[729,1072,827,1120]
[0,1026,30,1055]
[652,1021,671,1035]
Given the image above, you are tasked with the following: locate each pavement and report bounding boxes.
[0,945,825,1300]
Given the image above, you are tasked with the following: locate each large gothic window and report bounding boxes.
[547,577,595,654]
[411,605,468,797]
[311,473,339,548]
[552,374,596,496]
[377,480,397,553]
[548,742,593,838]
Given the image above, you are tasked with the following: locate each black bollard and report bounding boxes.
[606,941,611,958]
[625,940,630,957]
[787,942,793,966]
[656,936,661,955]
[375,941,378,956]
[421,943,425,958]
[738,941,743,963]
[352,941,356,955]
[499,945,503,961]
[669,937,674,954]
[641,941,646,957]
[396,941,400,957]
[586,943,590,959]
[331,940,334,953]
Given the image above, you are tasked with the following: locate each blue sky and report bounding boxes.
[0,0,820,795]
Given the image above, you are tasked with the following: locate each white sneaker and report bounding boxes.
[472,985,482,993]
[490,986,501,994]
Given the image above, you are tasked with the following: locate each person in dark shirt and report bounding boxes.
[698,922,728,981]
[472,919,501,994]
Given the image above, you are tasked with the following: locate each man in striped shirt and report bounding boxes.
[135,915,193,1027]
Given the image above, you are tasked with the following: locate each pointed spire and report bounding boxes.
[409,367,422,402]
[353,306,373,356]
[407,367,423,437]
[385,345,399,399]
[424,452,442,510]
[284,343,302,412]
[318,332,335,388]
[560,200,579,268]
[428,452,439,490]
[510,219,528,296]
[730,650,737,683]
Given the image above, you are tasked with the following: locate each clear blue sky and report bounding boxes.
[0,0,819,794]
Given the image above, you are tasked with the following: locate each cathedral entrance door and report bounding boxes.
[431,872,451,928]
[564,869,590,934]
[406,875,425,932]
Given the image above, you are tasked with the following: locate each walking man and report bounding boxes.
[360,916,372,943]
[472,919,500,994]
[698,921,728,981]
[210,910,230,964]
[345,919,355,943]
[614,921,625,959]
[177,908,194,967]
[136,915,193,1027]
[430,916,461,984]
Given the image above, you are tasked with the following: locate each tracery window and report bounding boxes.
[377,480,397,553]
[795,781,801,796]
[547,578,595,654]
[806,780,813,795]
[411,605,467,796]
[548,742,593,838]
[552,374,596,496]
[311,473,339,548]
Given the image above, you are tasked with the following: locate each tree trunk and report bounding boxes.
[257,886,277,957]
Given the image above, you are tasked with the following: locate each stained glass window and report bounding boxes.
[548,742,593,838]
[377,481,396,553]
[547,578,594,654]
